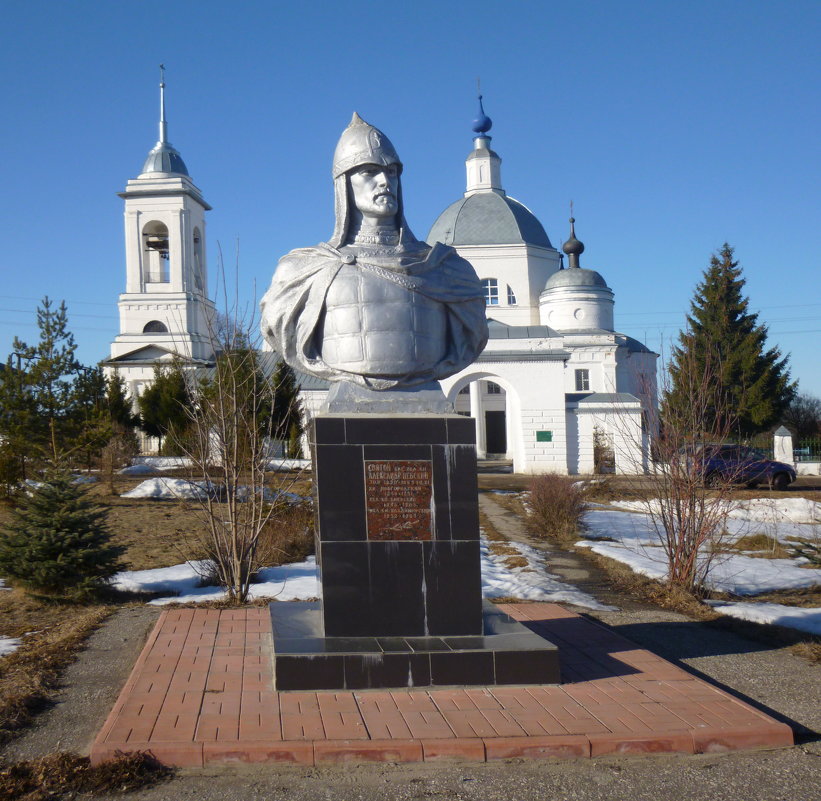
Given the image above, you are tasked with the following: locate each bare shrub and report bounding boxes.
[614,344,740,594]
[164,260,306,604]
[526,473,587,542]
[100,424,139,494]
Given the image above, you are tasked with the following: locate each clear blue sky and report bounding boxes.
[1,1,819,395]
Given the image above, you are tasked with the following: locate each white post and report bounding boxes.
[773,425,794,465]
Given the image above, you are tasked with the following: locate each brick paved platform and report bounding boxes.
[90,603,793,767]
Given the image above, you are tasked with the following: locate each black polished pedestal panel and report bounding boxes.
[270,413,561,691]
[311,415,483,638]
[270,600,561,691]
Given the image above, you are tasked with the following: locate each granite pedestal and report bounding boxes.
[271,413,560,690]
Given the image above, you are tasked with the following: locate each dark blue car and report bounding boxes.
[689,444,796,490]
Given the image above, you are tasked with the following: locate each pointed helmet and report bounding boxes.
[332,112,402,178]
[328,112,416,248]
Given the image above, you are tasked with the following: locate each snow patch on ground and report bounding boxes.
[481,538,614,610]
[128,457,309,472]
[111,558,319,606]
[577,499,821,634]
[134,457,192,470]
[705,600,821,636]
[577,539,821,596]
[118,464,158,476]
[120,478,211,500]
[120,477,306,503]
[263,458,310,472]
[0,637,21,657]
[610,497,821,525]
[112,534,613,610]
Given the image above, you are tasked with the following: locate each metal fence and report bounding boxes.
[795,438,821,462]
[744,433,774,459]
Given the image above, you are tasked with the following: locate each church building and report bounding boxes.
[105,81,656,474]
[428,99,658,474]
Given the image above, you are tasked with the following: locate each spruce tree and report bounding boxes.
[106,371,139,429]
[0,470,124,596]
[0,357,37,486]
[12,297,82,461]
[137,364,192,452]
[665,244,794,436]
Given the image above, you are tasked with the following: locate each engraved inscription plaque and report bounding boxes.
[365,460,432,541]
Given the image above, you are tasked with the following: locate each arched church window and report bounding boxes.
[507,285,517,305]
[482,278,499,306]
[142,221,170,283]
[143,320,168,333]
[192,227,204,292]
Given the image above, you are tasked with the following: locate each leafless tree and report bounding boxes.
[607,345,742,594]
[167,258,307,604]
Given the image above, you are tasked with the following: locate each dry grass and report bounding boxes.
[0,472,315,745]
[478,510,506,542]
[790,641,821,664]
[723,533,791,559]
[0,751,171,800]
[485,491,527,518]
[0,593,112,743]
[255,500,315,569]
[577,547,718,619]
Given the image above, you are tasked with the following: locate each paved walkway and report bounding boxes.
[91,603,792,767]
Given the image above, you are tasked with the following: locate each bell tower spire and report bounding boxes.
[106,68,217,393]
[158,63,168,145]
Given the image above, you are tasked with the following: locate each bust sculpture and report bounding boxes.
[260,113,488,409]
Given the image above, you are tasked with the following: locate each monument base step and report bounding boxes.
[269,599,560,691]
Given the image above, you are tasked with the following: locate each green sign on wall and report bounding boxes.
[536,430,553,443]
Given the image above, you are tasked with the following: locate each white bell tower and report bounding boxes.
[106,67,216,395]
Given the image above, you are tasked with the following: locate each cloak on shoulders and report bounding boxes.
[259,241,488,390]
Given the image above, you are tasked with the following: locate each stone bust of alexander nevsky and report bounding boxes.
[259,113,488,398]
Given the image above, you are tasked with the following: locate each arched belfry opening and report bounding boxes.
[142,221,170,284]
[142,320,168,333]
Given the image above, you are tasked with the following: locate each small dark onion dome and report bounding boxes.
[562,217,585,267]
[472,95,492,135]
[544,216,608,289]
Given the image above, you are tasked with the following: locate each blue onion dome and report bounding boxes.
[472,95,492,135]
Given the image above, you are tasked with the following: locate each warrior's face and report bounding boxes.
[348,163,399,223]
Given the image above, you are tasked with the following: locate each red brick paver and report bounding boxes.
[90,603,794,767]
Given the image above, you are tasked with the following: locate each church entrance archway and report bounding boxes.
[447,375,519,464]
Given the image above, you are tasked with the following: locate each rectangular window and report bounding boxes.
[483,278,499,306]
[486,381,501,394]
[575,369,590,392]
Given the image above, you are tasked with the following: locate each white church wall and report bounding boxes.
[615,351,658,409]
[573,399,645,475]
[450,244,560,326]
